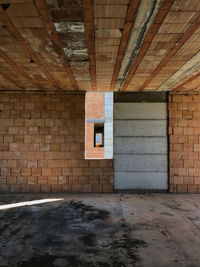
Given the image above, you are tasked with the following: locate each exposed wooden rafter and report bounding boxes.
[110,0,140,91]
[82,0,96,90]
[0,5,61,90]
[0,71,25,90]
[0,49,44,90]
[172,71,200,91]
[138,14,200,91]
[121,0,175,91]
[33,0,79,91]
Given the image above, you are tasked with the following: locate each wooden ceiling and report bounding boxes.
[0,0,199,92]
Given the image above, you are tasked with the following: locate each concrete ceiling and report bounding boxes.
[0,0,199,92]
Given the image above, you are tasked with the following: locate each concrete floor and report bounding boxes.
[0,194,200,267]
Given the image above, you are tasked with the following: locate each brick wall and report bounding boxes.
[0,92,113,193]
[85,92,104,159]
[169,92,200,193]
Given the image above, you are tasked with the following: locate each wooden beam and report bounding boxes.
[110,0,140,91]
[0,6,61,90]
[138,14,200,91]
[121,0,175,91]
[82,0,96,90]
[34,0,79,90]
[0,49,44,90]
[0,71,25,90]
[172,71,200,91]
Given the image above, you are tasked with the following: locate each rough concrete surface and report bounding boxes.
[0,194,200,266]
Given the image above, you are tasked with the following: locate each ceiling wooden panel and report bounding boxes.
[0,0,198,92]
[125,0,200,92]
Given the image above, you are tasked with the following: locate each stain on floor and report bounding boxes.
[0,198,146,267]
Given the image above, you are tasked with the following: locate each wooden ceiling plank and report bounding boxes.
[138,14,200,91]
[33,0,79,90]
[0,5,61,90]
[0,49,44,90]
[121,0,175,91]
[172,71,200,91]
[0,70,25,89]
[82,0,96,90]
[110,0,140,91]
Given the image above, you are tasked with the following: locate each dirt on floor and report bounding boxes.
[0,195,146,267]
[0,193,200,267]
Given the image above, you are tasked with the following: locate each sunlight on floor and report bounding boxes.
[0,198,64,210]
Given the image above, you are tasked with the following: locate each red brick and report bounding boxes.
[25,103,34,110]
[183,128,193,136]
[174,176,183,184]
[62,184,72,192]
[194,144,200,152]
[62,168,73,176]
[189,168,199,176]
[188,185,197,193]
[72,184,82,192]
[183,144,193,152]
[0,176,7,184]
[184,160,194,168]
[41,184,51,192]
[177,184,188,193]
[93,184,102,192]
[19,184,31,192]
[184,177,193,184]
[28,176,37,184]
[58,176,68,184]
[48,176,58,184]
[182,111,192,120]
[103,184,113,192]
[173,95,183,103]
[82,184,92,192]
[178,136,188,144]
[173,160,183,168]
[51,184,62,192]
[10,185,20,192]
[30,184,41,193]
[179,168,188,176]
[11,168,20,175]
[9,143,19,151]
[7,176,16,184]
[17,176,27,184]
[188,152,198,160]
[52,168,62,176]
[79,176,89,184]
[173,127,183,135]
[1,167,10,176]
[4,135,13,143]
[73,168,82,176]
[21,168,31,176]
[0,184,9,192]
[169,184,177,193]
[69,176,79,184]
[0,160,7,167]
[42,168,52,176]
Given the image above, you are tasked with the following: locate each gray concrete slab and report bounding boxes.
[0,194,200,266]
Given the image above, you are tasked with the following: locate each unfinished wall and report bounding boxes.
[85,92,113,159]
[0,92,113,193]
[85,92,104,159]
[169,92,200,193]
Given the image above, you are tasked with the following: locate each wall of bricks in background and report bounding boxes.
[85,92,105,159]
[169,92,200,193]
[0,92,113,193]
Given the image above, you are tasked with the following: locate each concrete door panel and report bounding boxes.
[114,99,168,191]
